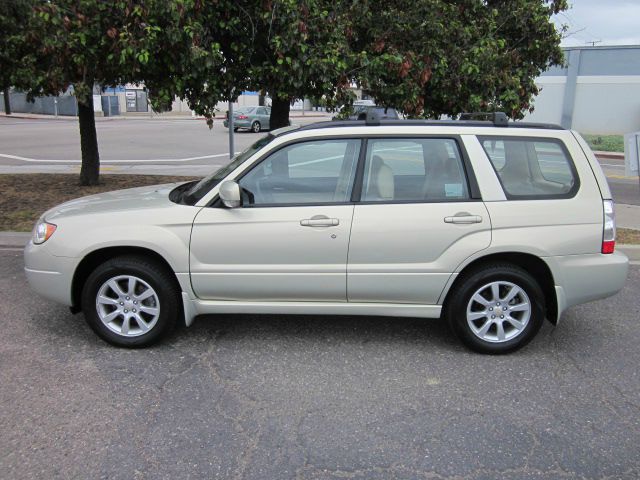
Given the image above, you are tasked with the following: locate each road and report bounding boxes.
[0,115,325,177]
[1,249,639,479]
[1,116,638,205]
[597,154,640,205]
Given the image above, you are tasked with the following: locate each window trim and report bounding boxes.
[478,135,581,200]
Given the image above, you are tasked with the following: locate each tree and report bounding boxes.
[0,0,34,115]
[10,1,228,185]
[243,1,357,129]
[349,0,568,119]
[4,0,568,188]
[164,1,358,130]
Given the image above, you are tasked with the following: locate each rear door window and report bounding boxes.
[360,138,470,202]
[479,136,579,199]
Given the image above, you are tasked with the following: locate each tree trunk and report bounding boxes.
[2,87,10,115]
[269,96,290,130]
[258,94,265,107]
[78,93,100,186]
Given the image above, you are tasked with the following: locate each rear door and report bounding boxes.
[347,137,491,304]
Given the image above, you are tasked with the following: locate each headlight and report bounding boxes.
[33,221,57,244]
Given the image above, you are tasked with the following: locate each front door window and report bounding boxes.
[238,139,361,206]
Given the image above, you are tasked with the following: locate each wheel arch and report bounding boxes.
[71,246,183,316]
[441,252,558,325]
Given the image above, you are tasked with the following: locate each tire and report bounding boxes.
[251,121,261,133]
[233,127,239,132]
[445,263,545,354]
[81,255,180,348]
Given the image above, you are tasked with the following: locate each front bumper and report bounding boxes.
[24,240,77,306]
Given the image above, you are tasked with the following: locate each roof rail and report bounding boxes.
[459,112,509,127]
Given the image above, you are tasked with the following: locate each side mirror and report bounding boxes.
[219,181,242,208]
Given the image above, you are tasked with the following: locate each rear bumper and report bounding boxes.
[550,251,629,317]
[223,120,251,129]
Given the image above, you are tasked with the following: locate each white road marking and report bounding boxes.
[0,152,239,164]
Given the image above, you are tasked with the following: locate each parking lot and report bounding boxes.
[1,248,639,479]
[1,115,638,206]
[0,115,327,177]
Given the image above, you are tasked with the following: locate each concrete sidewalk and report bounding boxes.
[616,203,640,230]
[0,232,30,248]
[3,230,638,261]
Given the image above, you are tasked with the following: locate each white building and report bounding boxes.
[524,45,640,134]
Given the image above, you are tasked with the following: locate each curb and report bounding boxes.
[594,150,624,160]
[1,113,77,121]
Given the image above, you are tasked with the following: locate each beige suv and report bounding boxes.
[24,114,629,353]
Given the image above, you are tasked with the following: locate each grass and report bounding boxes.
[581,134,624,153]
[0,174,197,232]
[618,228,640,245]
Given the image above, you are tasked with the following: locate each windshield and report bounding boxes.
[235,107,255,114]
[183,134,275,205]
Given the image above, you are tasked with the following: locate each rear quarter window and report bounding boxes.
[479,136,579,199]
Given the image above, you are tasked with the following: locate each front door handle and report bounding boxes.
[444,213,482,224]
[300,216,339,227]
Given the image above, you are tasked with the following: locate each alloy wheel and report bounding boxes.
[95,275,161,337]
[466,281,531,343]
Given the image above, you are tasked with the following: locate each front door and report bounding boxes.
[190,138,362,301]
[347,137,491,304]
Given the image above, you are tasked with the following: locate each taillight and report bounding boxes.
[602,199,616,254]
[237,115,248,119]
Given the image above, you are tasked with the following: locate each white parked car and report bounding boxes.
[25,113,629,353]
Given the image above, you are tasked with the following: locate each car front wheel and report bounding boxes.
[81,255,180,348]
[251,121,261,133]
[445,264,545,354]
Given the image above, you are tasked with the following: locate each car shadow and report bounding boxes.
[176,313,463,351]
[35,306,557,355]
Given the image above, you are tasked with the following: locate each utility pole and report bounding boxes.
[587,40,602,47]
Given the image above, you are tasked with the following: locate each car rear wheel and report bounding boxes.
[81,255,180,348]
[445,264,545,354]
[251,121,261,133]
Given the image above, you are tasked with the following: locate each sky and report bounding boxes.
[554,0,640,47]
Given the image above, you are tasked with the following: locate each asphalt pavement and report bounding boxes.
[1,249,639,479]
[0,114,328,177]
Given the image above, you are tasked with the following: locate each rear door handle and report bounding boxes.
[300,217,339,227]
[444,213,482,224]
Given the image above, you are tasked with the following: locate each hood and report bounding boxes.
[43,183,181,221]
